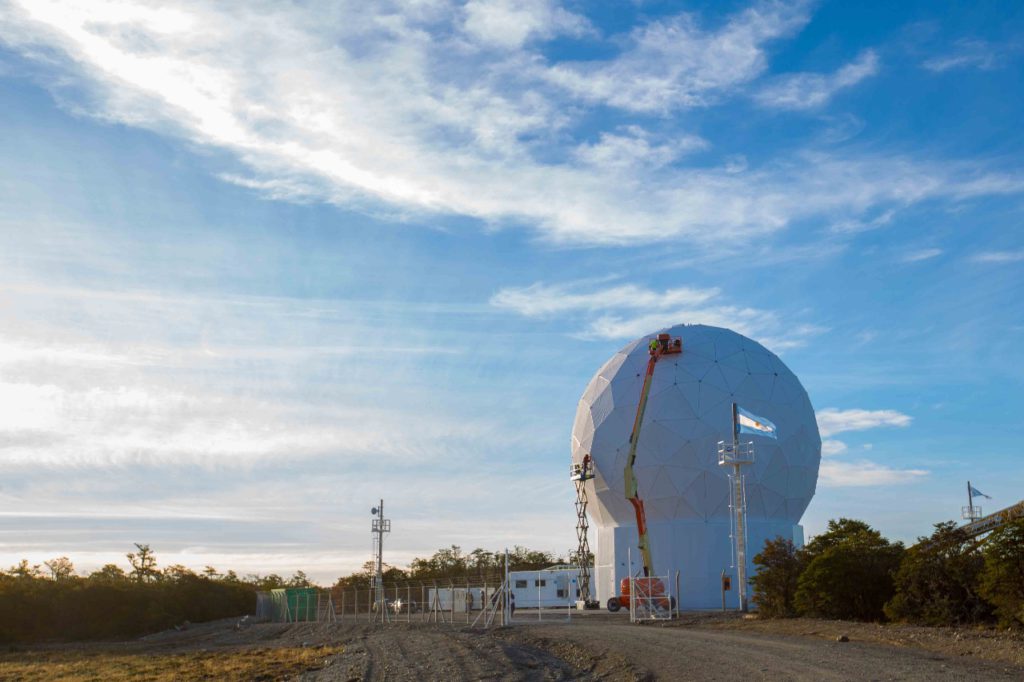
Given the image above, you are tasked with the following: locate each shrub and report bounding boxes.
[884,521,991,625]
[751,536,803,617]
[978,519,1024,628]
[793,519,904,621]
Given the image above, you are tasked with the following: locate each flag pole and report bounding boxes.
[730,402,747,612]
[967,480,974,520]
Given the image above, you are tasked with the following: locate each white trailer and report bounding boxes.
[508,566,583,608]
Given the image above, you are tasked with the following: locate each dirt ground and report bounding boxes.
[5,612,1023,681]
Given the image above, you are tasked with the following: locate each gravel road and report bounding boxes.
[302,619,1023,681]
[65,614,1021,681]
[513,621,1023,681]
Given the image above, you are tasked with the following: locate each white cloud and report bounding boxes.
[542,2,812,112]
[821,439,848,456]
[819,459,928,487]
[462,0,591,49]
[0,2,1021,249]
[756,50,879,110]
[490,281,719,316]
[830,208,895,235]
[923,39,1000,73]
[491,279,825,349]
[0,378,504,468]
[901,247,942,263]
[971,250,1024,264]
[816,408,912,437]
[573,126,708,169]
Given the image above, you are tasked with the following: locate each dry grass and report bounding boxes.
[0,644,343,681]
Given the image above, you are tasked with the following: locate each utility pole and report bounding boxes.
[718,403,754,612]
[371,499,391,624]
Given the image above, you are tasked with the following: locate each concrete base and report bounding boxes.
[595,519,803,610]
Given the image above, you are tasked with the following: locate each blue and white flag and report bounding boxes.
[737,406,777,439]
[969,485,991,500]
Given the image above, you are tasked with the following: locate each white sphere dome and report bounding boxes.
[571,324,821,530]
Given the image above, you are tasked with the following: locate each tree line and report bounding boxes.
[0,544,262,642]
[0,543,566,641]
[751,518,1024,627]
[331,545,567,590]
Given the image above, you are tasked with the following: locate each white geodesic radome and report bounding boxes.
[570,324,821,609]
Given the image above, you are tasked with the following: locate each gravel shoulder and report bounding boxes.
[9,614,1023,681]
[701,613,1024,669]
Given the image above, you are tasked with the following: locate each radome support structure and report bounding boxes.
[718,403,754,612]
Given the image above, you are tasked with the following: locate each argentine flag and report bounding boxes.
[737,406,777,439]
[970,485,991,500]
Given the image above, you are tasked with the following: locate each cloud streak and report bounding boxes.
[1,1,1021,247]
[971,250,1024,264]
[923,39,1002,73]
[756,49,880,110]
[816,408,913,437]
[819,459,928,486]
[491,279,825,349]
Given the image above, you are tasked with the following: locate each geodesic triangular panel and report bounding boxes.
[571,323,820,532]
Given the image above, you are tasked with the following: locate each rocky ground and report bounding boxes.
[5,611,1023,681]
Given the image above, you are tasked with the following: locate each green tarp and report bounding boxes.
[265,588,318,622]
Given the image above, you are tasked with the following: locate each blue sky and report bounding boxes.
[0,0,1022,582]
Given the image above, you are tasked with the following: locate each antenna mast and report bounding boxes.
[371,499,391,623]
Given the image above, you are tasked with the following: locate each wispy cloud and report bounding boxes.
[819,459,928,486]
[923,39,1002,73]
[462,0,592,49]
[820,439,848,456]
[814,408,923,485]
[491,279,825,349]
[490,281,719,316]
[816,408,913,437]
[755,49,880,110]
[1,1,1020,247]
[572,126,708,169]
[970,250,1024,264]
[830,209,895,235]
[901,247,942,263]
[542,2,812,112]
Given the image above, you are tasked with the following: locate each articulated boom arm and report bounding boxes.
[624,333,681,577]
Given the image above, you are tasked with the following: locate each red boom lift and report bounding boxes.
[607,333,681,613]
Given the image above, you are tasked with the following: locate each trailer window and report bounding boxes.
[534,579,546,587]
[515,580,527,588]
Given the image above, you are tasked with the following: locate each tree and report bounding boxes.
[43,557,75,582]
[978,519,1024,627]
[885,521,991,625]
[127,544,159,583]
[245,573,286,590]
[287,570,313,588]
[794,519,904,621]
[751,537,803,617]
[162,564,196,582]
[8,560,42,580]
[89,564,127,582]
